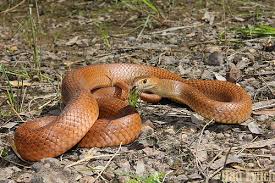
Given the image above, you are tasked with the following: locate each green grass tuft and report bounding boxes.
[234,24,275,38]
[128,88,140,108]
[127,172,165,183]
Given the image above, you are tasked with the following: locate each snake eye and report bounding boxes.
[143,79,147,84]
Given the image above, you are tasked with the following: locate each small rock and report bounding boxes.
[201,70,213,80]
[216,133,224,139]
[271,148,275,155]
[32,162,44,172]
[42,158,60,168]
[16,173,33,183]
[168,37,178,44]
[205,51,224,66]
[127,36,136,43]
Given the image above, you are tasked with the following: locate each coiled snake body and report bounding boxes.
[14,64,252,161]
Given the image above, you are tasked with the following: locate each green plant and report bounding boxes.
[127,172,165,183]
[96,23,111,48]
[0,65,25,114]
[120,0,159,15]
[128,87,140,108]
[234,24,275,38]
[28,3,41,76]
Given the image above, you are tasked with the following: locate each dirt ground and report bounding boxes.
[0,0,275,183]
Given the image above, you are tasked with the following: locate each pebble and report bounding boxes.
[168,37,178,44]
[216,133,224,139]
[127,36,136,42]
[271,148,275,155]
[32,162,44,172]
[201,69,213,79]
[205,51,224,66]
[42,158,61,168]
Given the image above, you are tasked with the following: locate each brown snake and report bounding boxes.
[14,64,252,161]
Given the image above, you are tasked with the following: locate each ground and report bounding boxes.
[0,0,275,183]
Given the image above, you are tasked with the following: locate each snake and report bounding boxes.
[14,63,252,161]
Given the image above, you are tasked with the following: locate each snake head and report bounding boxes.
[131,77,159,93]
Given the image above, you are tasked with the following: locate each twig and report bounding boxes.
[150,23,204,34]
[194,119,214,179]
[0,0,26,14]
[0,157,31,169]
[162,170,173,183]
[7,100,25,122]
[93,143,122,182]
[66,153,118,168]
[137,15,151,40]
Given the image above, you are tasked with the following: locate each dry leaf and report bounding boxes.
[226,63,241,83]
[210,154,243,170]
[247,121,263,134]
[1,122,17,129]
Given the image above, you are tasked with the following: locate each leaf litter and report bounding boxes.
[0,0,274,182]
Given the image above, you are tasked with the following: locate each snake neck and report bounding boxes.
[149,79,190,104]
